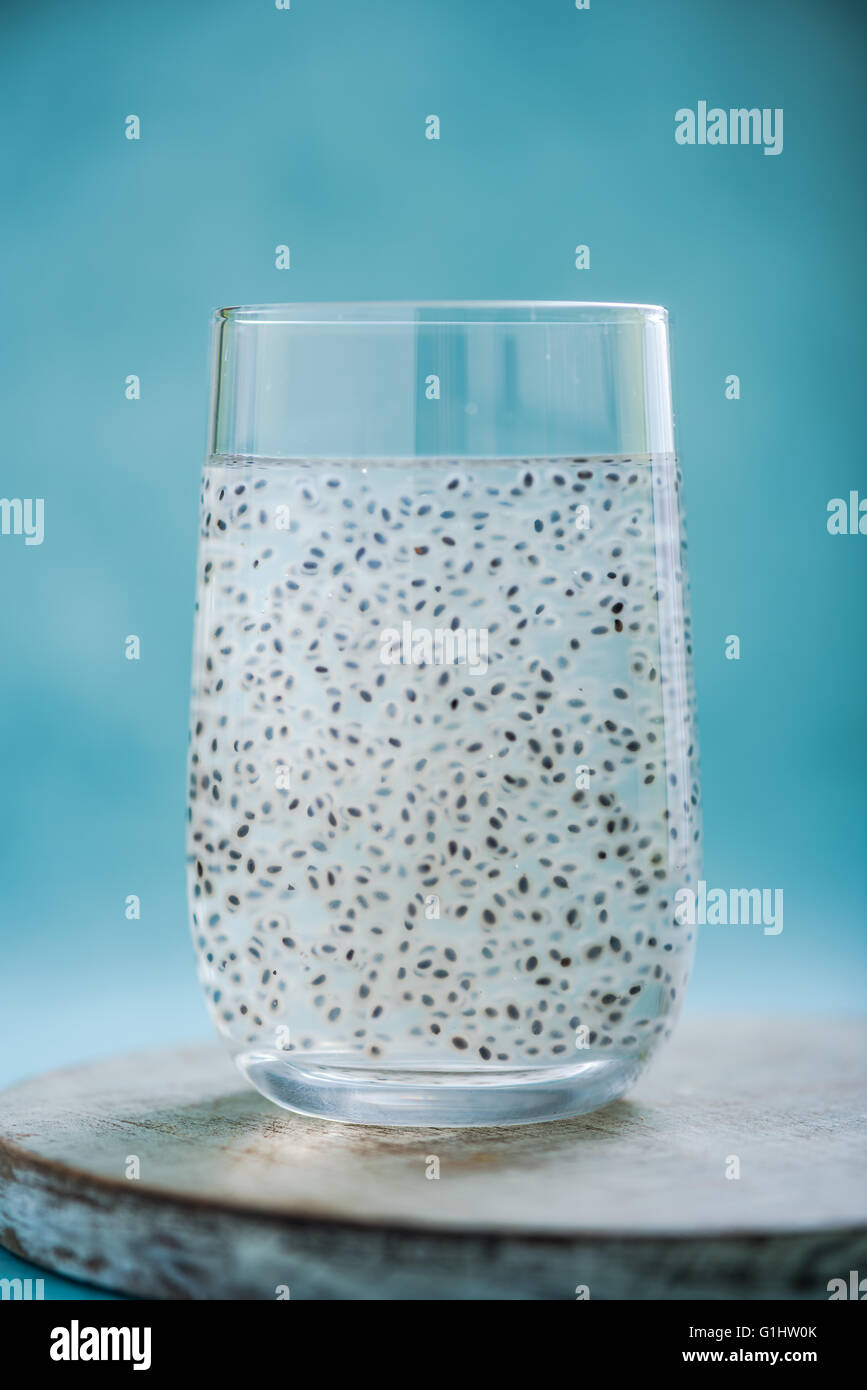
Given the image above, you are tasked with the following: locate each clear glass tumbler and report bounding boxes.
[187,302,700,1126]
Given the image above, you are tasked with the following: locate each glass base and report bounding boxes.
[234,1051,645,1127]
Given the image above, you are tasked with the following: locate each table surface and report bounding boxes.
[1,1016,865,1299]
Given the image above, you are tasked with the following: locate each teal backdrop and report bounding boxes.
[0,0,864,1296]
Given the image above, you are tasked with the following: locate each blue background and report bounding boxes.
[0,0,864,1297]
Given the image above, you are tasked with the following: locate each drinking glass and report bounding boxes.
[187,302,700,1126]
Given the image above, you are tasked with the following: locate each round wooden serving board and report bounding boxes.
[1,1017,865,1300]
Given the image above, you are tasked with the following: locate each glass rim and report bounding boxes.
[213,301,669,328]
[209,300,675,460]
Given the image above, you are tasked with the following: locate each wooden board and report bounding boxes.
[1,1017,865,1300]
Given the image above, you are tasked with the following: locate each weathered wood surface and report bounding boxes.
[0,1017,865,1299]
